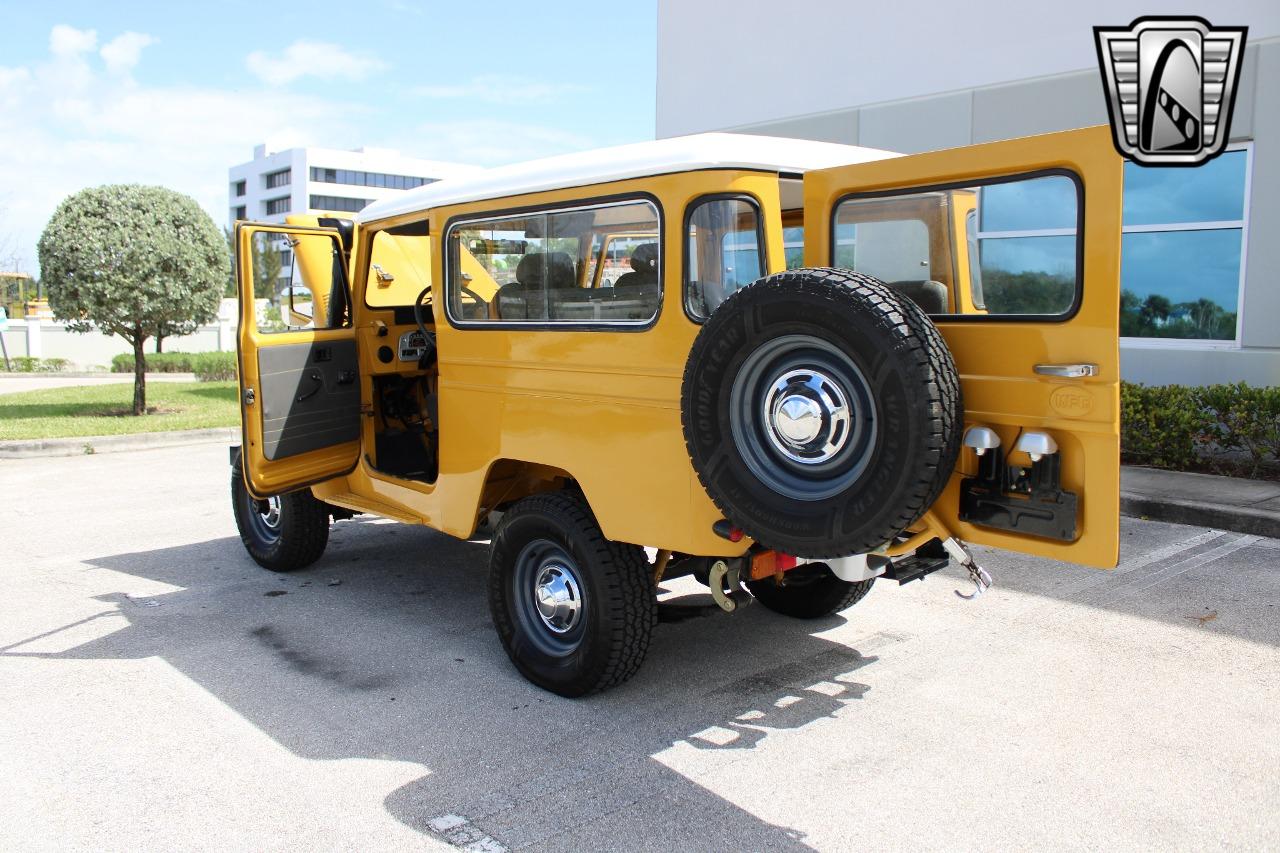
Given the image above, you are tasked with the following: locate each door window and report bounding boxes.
[250,230,349,333]
[832,173,1081,317]
[684,196,765,320]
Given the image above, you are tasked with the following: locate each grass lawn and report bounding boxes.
[0,381,239,440]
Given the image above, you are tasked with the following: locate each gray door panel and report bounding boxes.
[257,340,360,461]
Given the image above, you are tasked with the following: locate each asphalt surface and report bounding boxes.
[3,444,1278,851]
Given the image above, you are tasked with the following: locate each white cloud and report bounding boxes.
[100,31,156,75]
[246,40,387,86]
[49,24,97,57]
[414,74,588,104]
[0,28,373,274]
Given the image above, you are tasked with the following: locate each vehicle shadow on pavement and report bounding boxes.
[6,517,889,850]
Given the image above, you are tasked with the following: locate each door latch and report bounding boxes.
[242,387,255,406]
[1033,363,1097,378]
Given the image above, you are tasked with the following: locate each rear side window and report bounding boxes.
[831,173,1081,318]
[685,196,764,320]
[446,198,660,325]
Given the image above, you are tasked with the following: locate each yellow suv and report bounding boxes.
[231,126,1123,696]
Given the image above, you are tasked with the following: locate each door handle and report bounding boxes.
[296,370,323,402]
[1034,363,1098,378]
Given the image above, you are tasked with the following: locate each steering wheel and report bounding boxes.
[413,286,437,369]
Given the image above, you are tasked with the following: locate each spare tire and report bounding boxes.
[680,267,961,558]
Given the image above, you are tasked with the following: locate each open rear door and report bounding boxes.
[236,223,360,497]
[804,126,1123,568]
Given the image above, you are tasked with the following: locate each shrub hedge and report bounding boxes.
[6,356,70,373]
[1121,381,1280,478]
[110,351,236,382]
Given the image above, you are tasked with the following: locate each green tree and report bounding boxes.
[38,185,228,415]
[1139,293,1172,326]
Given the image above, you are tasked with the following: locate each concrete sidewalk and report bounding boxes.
[1121,466,1280,539]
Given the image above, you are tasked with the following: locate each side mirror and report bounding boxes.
[288,287,314,326]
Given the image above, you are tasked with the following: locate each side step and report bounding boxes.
[882,554,950,585]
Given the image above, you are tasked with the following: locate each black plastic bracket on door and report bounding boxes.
[958,446,1079,541]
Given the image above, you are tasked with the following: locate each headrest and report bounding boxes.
[516,251,576,289]
[629,242,659,274]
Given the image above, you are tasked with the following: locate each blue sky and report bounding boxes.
[0,1,657,272]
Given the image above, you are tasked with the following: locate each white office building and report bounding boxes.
[657,0,1280,386]
[228,144,478,228]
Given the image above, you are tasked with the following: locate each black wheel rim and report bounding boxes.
[512,538,587,657]
[729,334,878,501]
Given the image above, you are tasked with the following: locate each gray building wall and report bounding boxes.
[711,41,1280,386]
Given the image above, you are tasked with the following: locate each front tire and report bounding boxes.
[747,565,875,619]
[231,458,330,572]
[488,493,657,697]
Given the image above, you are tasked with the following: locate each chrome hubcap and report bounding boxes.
[258,496,282,530]
[763,369,851,464]
[533,564,582,634]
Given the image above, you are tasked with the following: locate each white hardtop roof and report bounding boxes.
[356,133,900,223]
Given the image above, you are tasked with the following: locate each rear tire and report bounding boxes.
[681,267,961,558]
[747,566,875,619]
[488,493,657,697]
[231,457,330,572]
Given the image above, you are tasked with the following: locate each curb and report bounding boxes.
[1120,492,1280,539]
[0,427,237,459]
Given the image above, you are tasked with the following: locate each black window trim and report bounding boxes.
[442,191,665,333]
[682,192,768,324]
[830,167,1086,324]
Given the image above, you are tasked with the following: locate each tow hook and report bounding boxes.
[941,537,993,600]
[708,559,748,613]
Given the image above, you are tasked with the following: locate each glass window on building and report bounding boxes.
[233,179,246,197]
[265,168,291,189]
[264,196,291,216]
[309,166,435,190]
[309,195,372,213]
[1119,148,1249,342]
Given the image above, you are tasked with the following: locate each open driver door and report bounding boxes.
[235,222,361,497]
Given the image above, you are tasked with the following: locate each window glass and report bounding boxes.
[978,236,1076,314]
[783,225,804,269]
[979,176,1077,231]
[833,175,1078,316]
[366,226,432,309]
[448,199,660,324]
[1123,150,1247,226]
[1120,229,1241,340]
[252,231,348,333]
[685,197,763,320]
[309,195,372,213]
[1116,148,1247,341]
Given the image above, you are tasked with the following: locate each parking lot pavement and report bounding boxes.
[2,445,1278,851]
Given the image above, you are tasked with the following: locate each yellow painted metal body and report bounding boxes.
[804,127,1123,568]
[238,127,1122,569]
